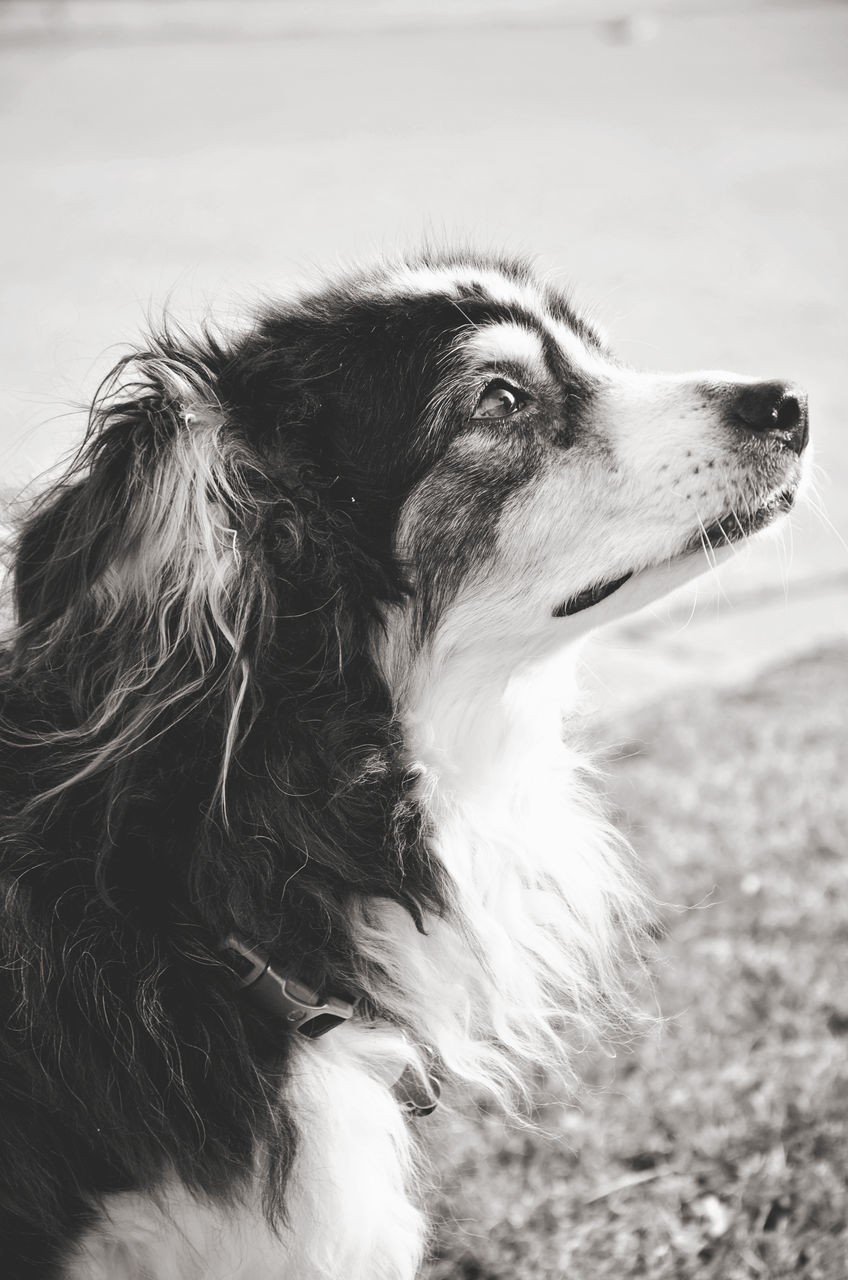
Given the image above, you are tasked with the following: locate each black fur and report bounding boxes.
[0,251,590,1275]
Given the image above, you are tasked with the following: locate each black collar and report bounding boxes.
[221,935,441,1115]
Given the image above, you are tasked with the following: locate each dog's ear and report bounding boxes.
[16,350,264,635]
[11,346,270,813]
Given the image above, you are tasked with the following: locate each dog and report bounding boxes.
[0,250,808,1279]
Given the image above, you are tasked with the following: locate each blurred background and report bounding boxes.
[1,2,846,1276]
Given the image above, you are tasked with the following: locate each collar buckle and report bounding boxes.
[222,936,356,1038]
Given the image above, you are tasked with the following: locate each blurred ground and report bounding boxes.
[423,643,848,1279]
[0,0,845,705]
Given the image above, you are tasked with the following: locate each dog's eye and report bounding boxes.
[472,381,524,420]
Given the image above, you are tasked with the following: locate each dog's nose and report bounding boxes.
[731,380,809,454]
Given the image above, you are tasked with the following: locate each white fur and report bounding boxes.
[64,1184,282,1280]
[380,263,544,315]
[65,1031,425,1280]
[464,320,547,374]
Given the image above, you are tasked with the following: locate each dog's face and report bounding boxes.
[294,255,807,666]
[14,251,808,710]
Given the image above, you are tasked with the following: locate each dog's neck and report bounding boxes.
[399,629,583,788]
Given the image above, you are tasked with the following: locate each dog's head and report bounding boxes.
[7,249,808,898]
[17,250,809,655]
[244,251,809,679]
[356,257,808,665]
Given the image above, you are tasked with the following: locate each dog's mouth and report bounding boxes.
[689,485,797,550]
[552,486,798,619]
[552,572,633,618]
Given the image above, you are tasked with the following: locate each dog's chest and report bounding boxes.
[63,1189,287,1280]
[62,1042,425,1280]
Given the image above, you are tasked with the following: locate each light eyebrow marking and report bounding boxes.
[463,322,547,374]
[545,317,613,380]
[381,264,544,314]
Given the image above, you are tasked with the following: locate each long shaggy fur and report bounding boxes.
[0,250,807,1278]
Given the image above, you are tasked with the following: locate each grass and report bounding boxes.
[421,645,848,1280]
